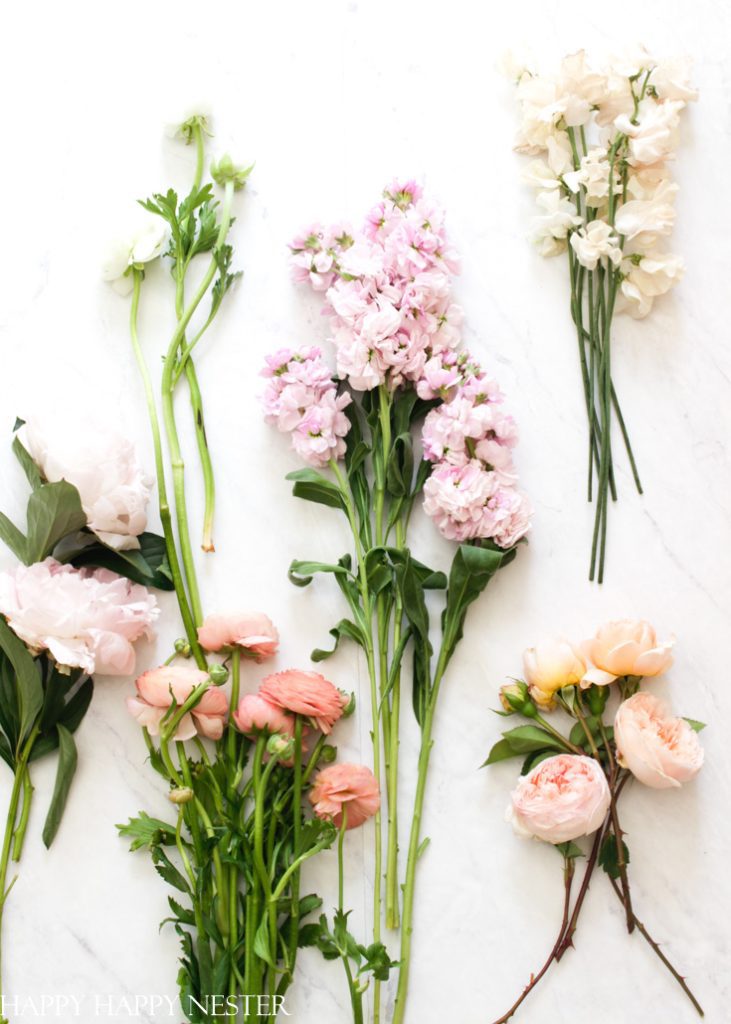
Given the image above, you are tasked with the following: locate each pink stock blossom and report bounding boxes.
[0,558,158,676]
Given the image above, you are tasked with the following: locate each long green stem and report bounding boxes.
[385,519,405,930]
[129,271,204,664]
[11,767,33,862]
[336,810,364,1024]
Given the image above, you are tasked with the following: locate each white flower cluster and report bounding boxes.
[510,48,696,318]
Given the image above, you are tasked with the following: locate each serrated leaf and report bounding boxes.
[117,811,177,852]
[599,831,630,880]
[556,841,585,860]
[683,717,706,733]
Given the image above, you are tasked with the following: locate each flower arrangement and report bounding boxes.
[507,49,696,581]
[0,420,162,1013]
[106,112,393,1023]
[265,181,531,1022]
[485,619,704,1021]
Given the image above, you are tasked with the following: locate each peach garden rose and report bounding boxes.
[614,692,704,789]
[507,754,610,844]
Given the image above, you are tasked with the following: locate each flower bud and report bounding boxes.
[208,664,229,685]
[210,154,254,191]
[499,681,537,717]
[174,638,192,657]
[168,786,194,805]
[318,744,337,765]
[340,690,356,717]
[586,684,609,716]
[267,733,295,762]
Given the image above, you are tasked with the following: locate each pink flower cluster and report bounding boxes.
[289,180,461,391]
[261,346,351,467]
[421,362,531,546]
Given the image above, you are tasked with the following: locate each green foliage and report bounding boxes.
[41,724,78,848]
[482,725,568,768]
[303,910,398,987]
[117,812,178,852]
[286,468,347,511]
[599,831,631,880]
[59,530,174,590]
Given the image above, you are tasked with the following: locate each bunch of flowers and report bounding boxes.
[507,49,696,581]
[265,181,530,1023]
[0,422,161,1013]
[106,114,395,1023]
[485,618,704,1022]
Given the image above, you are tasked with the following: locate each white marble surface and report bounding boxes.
[0,0,729,1021]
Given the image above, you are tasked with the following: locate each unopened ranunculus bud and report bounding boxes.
[210,154,254,191]
[499,681,536,717]
[318,744,337,765]
[168,787,194,805]
[340,691,356,717]
[267,733,295,762]
[209,664,229,685]
[174,638,192,657]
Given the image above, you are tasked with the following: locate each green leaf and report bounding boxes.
[441,541,518,666]
[12,428,42,491]
[0,511,26,563]
[152,847,190,893]
[25,481,86,563]
[599,832,630,880]
[287,559,352,588]
[286,469,346,512]
[59,531,174,590]
[499,725,568,756]
[0,654,19,756]
[167,896,196,927]
[311,619,365,661]
[253,915,276,968]
[0,617,43,746]
[392,549,433,726]
[481,738,519,767]
[386,432,414,498]
[117,811,177,852]
[520,749,557,775]
[556,841,585,860]
[683,717,706,733]
[42,724,78,848]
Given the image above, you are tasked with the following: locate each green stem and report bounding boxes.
[286,717,304,980]
[11,766,33,862]
[129,270,204,665]
[336,810,364,1024]
[160,179,235,626]
[385,519,405,930]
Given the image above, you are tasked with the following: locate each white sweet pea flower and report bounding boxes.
[615,99,685,167]
[24,418,154,551]
[614,179,677,243]
[649,58,698,102]
[594,72,635,127]
[570,221,622,270]
[617,251,684,318]
[497,50,533,84]
[531,191,582,256]
[102,214,168,296]
[606,46,655,80]
[521,135,574,190]
[564,148,620,205]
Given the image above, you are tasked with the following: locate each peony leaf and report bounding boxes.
[11,427,42,491]
[0,511,27,563]
[25,481,86,564]
[0,617,43,748]
[41,724,78,848]
[62,531,174,591]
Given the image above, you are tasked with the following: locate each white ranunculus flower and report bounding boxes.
[531,190,582,255]
[649,58,698,103]
[615,99,685,167]
[614,179,677,243]
[24,419,154,551]
[101,214,168,296]
[564,148,619,205]
[570,220,622,271]
[617,251,684,318]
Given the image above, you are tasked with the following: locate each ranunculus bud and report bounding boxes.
[318,744,338,765]
[210,154,254,191]
[209,664,229,685]
[340,691,356,717]
[499,681,536,717]
[168,787,194,804]
[174,638,192,657]
[267,733,295,762]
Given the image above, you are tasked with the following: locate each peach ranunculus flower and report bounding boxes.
[507,754,611,844]
[522,637,587,709]
[614,692,704,789]
[309,763,380,829]
[127,665,227,741]
[233,693,295,737]
[258,670,348,734]
[582,619,674,687]
[197,612,279,661]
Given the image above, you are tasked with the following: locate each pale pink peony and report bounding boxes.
[614,692,704,789]
[583,619,674,687]
[309,762,380,829]
[508,754,611,844]
[258,669,348,734]
[198,612,279,660]
[233,693,294,737]
[127,665,227,741]
[24,418,153,552]
[0,558,158,675]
